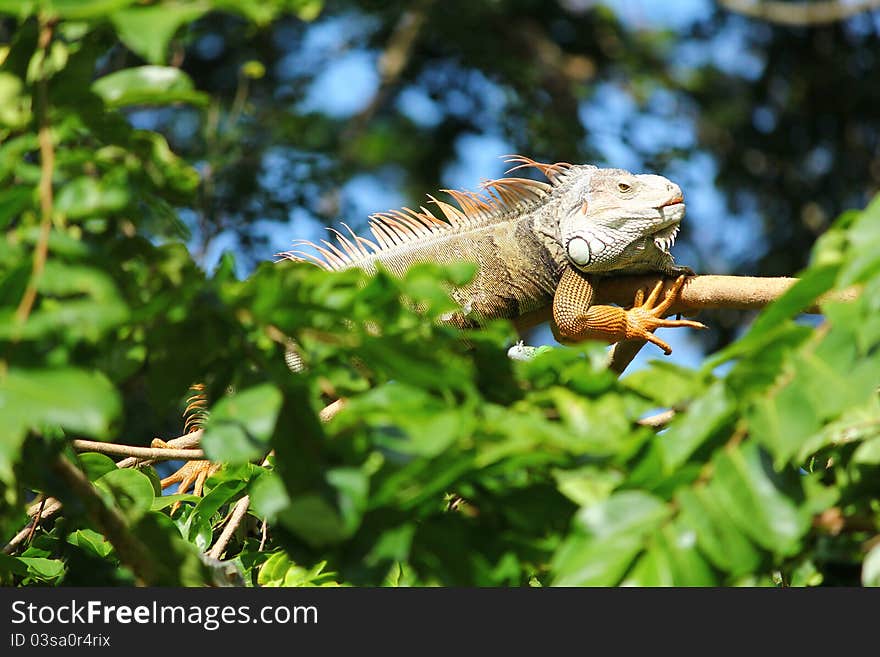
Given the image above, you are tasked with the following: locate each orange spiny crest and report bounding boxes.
[277,154,573,270]
[502,154,573,183]
[183,383,209,434]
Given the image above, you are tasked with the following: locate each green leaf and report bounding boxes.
[706,264,839,368]
[553,466,623,508]
[17,557,65,582]
[676,487,761,577]
[660,382,735,471]
[573,491,670,539]
[185,479,247,549]
[12,0,136,20]
[276,493,351,547]
[202,384,282,464]
[0,553,28,581]
[710,443,808,556]
[0,72,31,129]
[623,360,703,407]
[77,452,118,481]
[257,552,339,587]
[796,398,880,462]
[67,529,113,558]
[95,468,155,521]
[341,383,467,457]
[56,176,130,219]
[0,261,129,342]
[552,533,644,586]
[623,521,716,586]
[0,186,33,229]
[92,66,208,108]
[748,382,821,466]
[862,543,880,587]
[130,512,212,586]
[249,471,290,520]
[552,491,671,585]
[111,3,210,65]
[0,367,120,438]
[151,493,201,511]
[853,436,880,464]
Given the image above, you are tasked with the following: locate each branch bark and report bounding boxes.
[71,439,205,461]
[719,0,880,25]
[515,274,858,331]
[206,495,251,560]
[14,19,55,328]
[49,455,162,585]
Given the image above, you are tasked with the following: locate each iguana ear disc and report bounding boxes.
[566,236,592,266]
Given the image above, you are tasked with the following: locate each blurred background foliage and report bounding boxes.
[1,0,880,587]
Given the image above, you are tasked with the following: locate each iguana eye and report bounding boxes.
[617,182,632,193]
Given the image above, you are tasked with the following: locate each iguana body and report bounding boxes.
[157,156,705,499]
[282,155,704,353]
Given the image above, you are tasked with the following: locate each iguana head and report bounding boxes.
[558,166,685,275]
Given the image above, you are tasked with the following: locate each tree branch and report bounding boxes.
[638,409,677,429]
[597,274,856,315]
[515,274,858,331]
[341,0,433,145]
[49,455,163,585]
[719,0,880,25]
[608,339,648,375]
[14,19,55,328]
[3,430,208,554]
[2,498,63,554]
[206,495,251,560]
[71,439,205,461]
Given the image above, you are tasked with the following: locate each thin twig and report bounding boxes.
[319,397,347,423]
[115,430,204,468]
[24,497,46,545]
[50,455,163,585]
[638,409,677,429]
[206,495,251,560]
[6,430,206,551]
[3,499,62,554]
[259,518,269,552]
[71,439,205,461]
[341,0,433,146]
[14,19,55,328]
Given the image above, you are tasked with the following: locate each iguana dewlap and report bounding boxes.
[281,155,705,354]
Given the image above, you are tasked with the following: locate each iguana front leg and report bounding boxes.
[551,266,706,354]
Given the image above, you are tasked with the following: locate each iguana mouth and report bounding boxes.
[652,201,684,254]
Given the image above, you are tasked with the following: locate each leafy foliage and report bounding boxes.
[1,2,879,587]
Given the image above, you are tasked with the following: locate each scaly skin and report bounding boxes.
[163,156,707,499]
[281,155,706,348]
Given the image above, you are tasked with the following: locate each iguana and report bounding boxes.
[280,154,705,354]
[157,155,706,498]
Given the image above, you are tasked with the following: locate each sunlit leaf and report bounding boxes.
[92,66,208,108]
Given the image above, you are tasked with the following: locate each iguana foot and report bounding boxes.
[552,270,706,354]
[623,275,706,354]
[151,438,220,512]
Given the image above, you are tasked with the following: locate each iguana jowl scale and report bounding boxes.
[281,155,705,354]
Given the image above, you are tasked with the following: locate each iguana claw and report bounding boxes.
[624,275,707,354]
[151,438,220,513]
